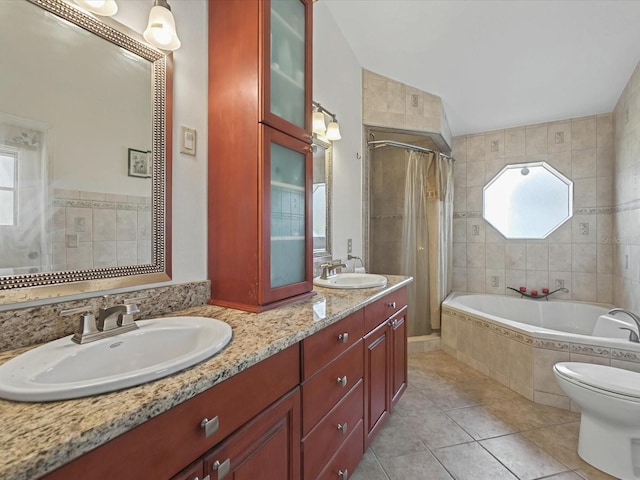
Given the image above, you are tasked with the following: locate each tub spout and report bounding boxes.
[608,308,640,343]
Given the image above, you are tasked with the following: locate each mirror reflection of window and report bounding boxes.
[312,136,331,255]
[313,183,326,251]
[0,151,17,226]
[483,162,573,239]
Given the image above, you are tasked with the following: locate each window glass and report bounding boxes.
[0,153,15,188]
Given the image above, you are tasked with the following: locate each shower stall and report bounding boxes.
[365,128,454,338]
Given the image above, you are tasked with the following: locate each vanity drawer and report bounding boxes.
[316,418,364,480]
[43,344,300,480]
[302,379,363,479]
[301,340,363,435]
[302,309,364,379]
[364,286,408,332]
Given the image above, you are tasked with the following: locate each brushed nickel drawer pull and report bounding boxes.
[338,469,348,479]
[336,375,347,387]
[337,422,348,435]
[337,332,349,343]
[212,459,230,480]
[200,416,219,438]
[388,301,396,309]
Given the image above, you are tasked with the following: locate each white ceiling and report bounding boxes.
[323,0,640,136]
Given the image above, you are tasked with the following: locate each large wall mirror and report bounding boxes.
[312,135,332,257]
[483,162,573,239]
[0,0,172,304]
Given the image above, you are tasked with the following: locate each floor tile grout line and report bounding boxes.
[360,351,606,480]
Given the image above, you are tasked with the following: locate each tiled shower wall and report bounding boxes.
[613,61,640,312]
[451,114,614,303]
[53,189,152,271]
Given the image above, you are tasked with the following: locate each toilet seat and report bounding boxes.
[554,362,640,400]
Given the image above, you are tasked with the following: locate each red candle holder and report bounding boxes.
[542,288,549,294]
[519,286,526,292]
[531,290,538,296]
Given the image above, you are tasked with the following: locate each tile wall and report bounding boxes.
[613,61,640,312]
[53,189,152,271]
[362,69,447,142]
[451,114,614,304]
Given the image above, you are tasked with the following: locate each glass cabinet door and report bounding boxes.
[264,0,311,142]
[263,127,311,301]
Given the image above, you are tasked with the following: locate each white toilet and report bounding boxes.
[554,362,640,480]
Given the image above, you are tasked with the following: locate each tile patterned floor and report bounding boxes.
[352,350,618,480]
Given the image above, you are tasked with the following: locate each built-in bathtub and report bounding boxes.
[441,292,640,410]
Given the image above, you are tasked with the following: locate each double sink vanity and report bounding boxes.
[0,275,410,480]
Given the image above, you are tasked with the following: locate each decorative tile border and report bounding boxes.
[443,305,533,345]
[442,305,640,363]
[455,206,616,219]
[611,348,640,362]
[570,344,611,357]
[534,339,570,351]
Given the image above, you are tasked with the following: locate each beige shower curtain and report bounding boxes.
[401,150,454,335]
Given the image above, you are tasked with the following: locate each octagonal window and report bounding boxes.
[483,162,573,239]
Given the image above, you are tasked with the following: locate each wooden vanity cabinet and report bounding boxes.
[301,310,365,479]
[42,345,300,480]
[363,287,408,447]
[171,460,205,480]
[201,388,300,480]
[208,0,314,313]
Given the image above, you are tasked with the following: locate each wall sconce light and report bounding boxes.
[143,0,181,51]
[312,108,326,136]
[73,0,118,16]
[312,101,341,141]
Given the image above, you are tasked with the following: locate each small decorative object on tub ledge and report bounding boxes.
[507,286,569,300]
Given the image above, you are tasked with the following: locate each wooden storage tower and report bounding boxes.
[208,0,314,312]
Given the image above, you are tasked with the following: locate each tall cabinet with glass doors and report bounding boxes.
[208,0,313,312]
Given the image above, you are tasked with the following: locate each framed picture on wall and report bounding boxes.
[128,148,151,178]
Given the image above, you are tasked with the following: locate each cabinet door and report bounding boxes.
[262,0,312,143]
[364,321,390,448]
[171,460,205,480]
[262,126,313,305]
[390,307,408,409]
[203,388,300,480]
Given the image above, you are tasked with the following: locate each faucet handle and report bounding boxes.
[60,306,94,317]
[118,302,141,327]
[61,307,99,344]
[71,312,99,344]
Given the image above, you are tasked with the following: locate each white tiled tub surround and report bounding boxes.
[451,113,614,305]
[441,293,640,411]
[613,61,640,313]
[53,189,152,271]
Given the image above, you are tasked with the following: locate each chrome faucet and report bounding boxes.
[97,303,140,331]
[608,308,640,343]
[320,261,347,280]
[61,299,143,344]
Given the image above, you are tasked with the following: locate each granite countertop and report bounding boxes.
[0,275,411,480]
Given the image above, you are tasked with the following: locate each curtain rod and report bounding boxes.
[367,140,455,162]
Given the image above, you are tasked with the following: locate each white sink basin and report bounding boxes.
[313,273,387,289]
[0,316,232,402]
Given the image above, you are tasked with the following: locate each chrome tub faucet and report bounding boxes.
[609,308,640,343]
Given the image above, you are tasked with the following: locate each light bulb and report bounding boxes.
[143,3,181,51]
[325,120,341,141]
[312,111,326,136]
[73,0,118,16]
